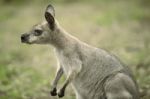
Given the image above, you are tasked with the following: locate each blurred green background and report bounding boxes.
[0,0,150,99]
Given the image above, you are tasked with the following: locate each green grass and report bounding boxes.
[0,0,150,99]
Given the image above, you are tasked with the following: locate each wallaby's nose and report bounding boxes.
[21,34,28,43]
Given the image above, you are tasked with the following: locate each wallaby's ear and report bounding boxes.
[45,4,55,30]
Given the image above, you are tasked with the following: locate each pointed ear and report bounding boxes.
[45,4,55,30]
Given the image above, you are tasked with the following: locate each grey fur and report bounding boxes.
[21,4,140,99]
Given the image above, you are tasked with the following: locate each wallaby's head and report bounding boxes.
[21,4,56,44]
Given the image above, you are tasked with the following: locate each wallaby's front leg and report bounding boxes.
[57,69,77,98]
[50,66,63,96]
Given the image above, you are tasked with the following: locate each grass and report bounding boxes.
[0,0,150,99]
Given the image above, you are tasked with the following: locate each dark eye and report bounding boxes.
[34,29,43,36]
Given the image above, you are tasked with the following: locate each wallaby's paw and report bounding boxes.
[50,87,57,96]
[57,90,65,98]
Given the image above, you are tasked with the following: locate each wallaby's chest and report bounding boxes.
[56,50,78,75]
[59,55,71,74]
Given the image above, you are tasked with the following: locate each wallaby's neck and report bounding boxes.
[49,20,78,50]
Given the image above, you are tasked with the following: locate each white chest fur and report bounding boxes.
[55,49,82,76]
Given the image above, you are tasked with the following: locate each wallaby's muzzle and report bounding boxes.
[21,33,29,43]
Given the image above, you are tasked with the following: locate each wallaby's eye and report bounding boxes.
[34,29,43,36]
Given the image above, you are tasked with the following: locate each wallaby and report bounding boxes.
[21,4,140,99]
